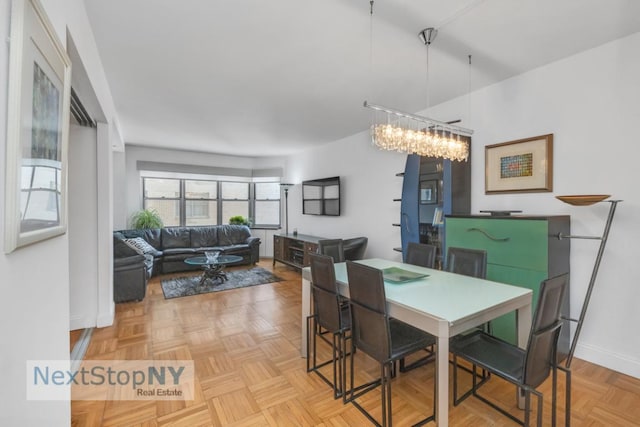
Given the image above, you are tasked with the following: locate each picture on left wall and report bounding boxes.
[4,0,71,252]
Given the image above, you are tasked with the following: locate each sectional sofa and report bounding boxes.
[113,225,261,302]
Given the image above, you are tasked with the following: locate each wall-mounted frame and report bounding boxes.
[302,176,340,216]
[485,134,553,194]
[4,0,72,252]
[419,179,438,204]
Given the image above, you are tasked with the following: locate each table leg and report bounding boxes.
[200,264,227,285]
[301,276,311,357]
[436,334,449,426]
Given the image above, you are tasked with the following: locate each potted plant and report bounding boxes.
[229,215,249,226]
[131,208,163,229]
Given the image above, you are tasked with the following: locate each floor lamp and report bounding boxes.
[555,195,621,368]
[280,183,294,235]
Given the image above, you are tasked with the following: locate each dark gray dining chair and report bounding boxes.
[447,246,490,334]
[318,239,345,263]
[307,253,351,399]
[451,273,571,427]
[446,246,487,279]
[405,242,437,269]
[343,237,368,260]
[345,261,436,426]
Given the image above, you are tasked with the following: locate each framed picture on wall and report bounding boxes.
[419,179,438,204]
[485,134,553,194]
[4,0,72,253]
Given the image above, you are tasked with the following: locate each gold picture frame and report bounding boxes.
[485,134,553,194]
[4,0,71,252]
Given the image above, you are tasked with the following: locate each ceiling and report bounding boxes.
[84,0,640,157]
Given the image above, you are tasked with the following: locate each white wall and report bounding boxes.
[0,1,120,425]
[286,135,407,262]
[68,125,99,330]
[287,32,640,378]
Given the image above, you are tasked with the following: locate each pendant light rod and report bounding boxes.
[363,101,474,136]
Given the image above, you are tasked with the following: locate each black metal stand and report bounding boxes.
[280,183,293,235]
[557,200,621,368]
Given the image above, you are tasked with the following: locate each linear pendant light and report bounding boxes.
[364,3,473,161]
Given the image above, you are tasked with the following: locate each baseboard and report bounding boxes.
[575,342,640,379]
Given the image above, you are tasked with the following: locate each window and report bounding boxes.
[143,178,180,226]
[221,182,249,223]
[254,182,280,226]
[185,180,217,226]
[142,176,281,227]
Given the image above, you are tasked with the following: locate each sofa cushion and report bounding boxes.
[162,247,198,256]
[220,243,250,254]
[121,228,162,249]
[162,227,191,249]
[114,237,140,258]
[218,225,251,246]
[190,226,218,247]
[123,237,162,256]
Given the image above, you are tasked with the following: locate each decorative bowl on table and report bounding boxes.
[556,195,610,206]
[204,251,220,262]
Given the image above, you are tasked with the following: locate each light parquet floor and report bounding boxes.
[71,260,640,426]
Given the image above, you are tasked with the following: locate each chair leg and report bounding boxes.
[306,315,314,372]
[552,365,558,427]
[332,333,339,398]
[558,365,571,427]
[535,389,543,427]
[307,315,347,399]
[382,362,394,427]
[524,389,530,427]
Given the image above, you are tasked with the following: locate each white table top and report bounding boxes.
[316,258,532,333]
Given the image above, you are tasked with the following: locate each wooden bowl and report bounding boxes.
[556,195,610,206]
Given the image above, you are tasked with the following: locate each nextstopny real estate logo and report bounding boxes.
[27,360,195,401]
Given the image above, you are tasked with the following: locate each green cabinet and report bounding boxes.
[445,215,570,359]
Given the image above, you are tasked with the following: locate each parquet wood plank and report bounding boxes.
[71,260,640,426]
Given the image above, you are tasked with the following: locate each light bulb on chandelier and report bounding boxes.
[364,3,473,161]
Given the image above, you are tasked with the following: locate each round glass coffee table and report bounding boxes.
[184,254,243,286]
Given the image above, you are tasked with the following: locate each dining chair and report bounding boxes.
[451,273,571,427]
[318,239,346,263]
[446,246,487,279]
[343,236,368,260]
[307,253,351,399]
[345,261,436,426]
[405,242,437,269]
[447,246,490,335]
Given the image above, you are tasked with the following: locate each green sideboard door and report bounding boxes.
[445,215,571,359]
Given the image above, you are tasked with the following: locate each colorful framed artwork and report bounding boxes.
[4,0,71,252]
[485,134,553,194]
[419,179,438,204]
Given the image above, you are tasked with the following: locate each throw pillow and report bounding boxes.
[114,237,139,258]
[123,237,160,256]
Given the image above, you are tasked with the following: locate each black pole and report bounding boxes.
[284,188,289,235]
[566,200,620,368]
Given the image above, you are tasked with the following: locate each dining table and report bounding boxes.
[301,258,533,427]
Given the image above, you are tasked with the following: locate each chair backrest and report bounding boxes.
[309,253,343,332]
[523,273,568,388]
[405,242,437,269]
[318,239,345,263]
[446,247,487,279]
[343,237,368,261]
[346,261,391,362]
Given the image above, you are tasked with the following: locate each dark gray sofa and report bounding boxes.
[113,225,261,302]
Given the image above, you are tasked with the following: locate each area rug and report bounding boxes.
[161,267,283,299]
